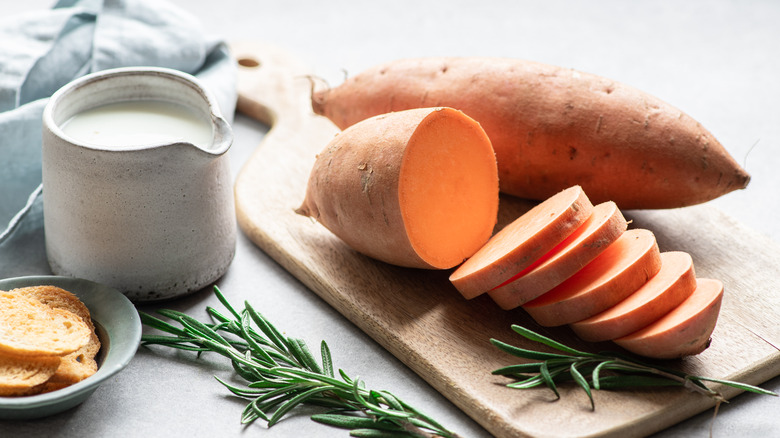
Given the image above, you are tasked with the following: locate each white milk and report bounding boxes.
[61,100,213,149]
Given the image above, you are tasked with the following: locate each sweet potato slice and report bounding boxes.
[523,228,662,326]
[570,251,697,342]
[296,107,499,269]
[449,186,593,299]
[488,201,628,310]
[614,278,723,359]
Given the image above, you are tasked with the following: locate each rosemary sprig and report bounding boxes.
[492,324,778,409]
[140,286,460,438]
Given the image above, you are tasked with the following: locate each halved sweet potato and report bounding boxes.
[296,107,499,269]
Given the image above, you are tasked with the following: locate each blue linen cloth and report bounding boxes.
[0,0,237,277]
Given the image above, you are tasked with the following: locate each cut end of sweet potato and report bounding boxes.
[400,108,499,269]
[614,278,724,359]
[449,185,593,299]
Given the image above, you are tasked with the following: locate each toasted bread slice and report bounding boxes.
[44,342,100,386]
[11,286,94,331]
[0,292,91,357]
[10,286,101,384]
[0,352,61,396]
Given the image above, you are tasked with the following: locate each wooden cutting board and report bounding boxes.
[229,41,780,438]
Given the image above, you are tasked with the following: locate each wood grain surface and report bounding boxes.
[229,41,780,438]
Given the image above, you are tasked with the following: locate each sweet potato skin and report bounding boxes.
[297,111,425,268]
[313,57,750,209]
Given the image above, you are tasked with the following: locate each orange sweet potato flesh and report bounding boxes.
[296,107,499,269]
[570,251,697,342]
[488,201,628,310]
[312,57,750,209]
[523,228,662,326]
[449,186,592,299]
[615,278,724,359]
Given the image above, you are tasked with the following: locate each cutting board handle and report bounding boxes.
[230,41,324,129]
[229,41,339,249]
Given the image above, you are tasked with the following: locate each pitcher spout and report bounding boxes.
[206,114,233,156]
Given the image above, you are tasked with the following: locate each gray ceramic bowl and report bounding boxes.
[0,275,141,420]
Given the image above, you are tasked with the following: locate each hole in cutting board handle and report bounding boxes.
[237,57,261,68]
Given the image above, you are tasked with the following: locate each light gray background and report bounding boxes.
[3,1,779,437]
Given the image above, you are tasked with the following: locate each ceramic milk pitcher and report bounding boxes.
[42,67,236,301]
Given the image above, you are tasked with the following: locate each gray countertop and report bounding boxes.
[3,1,779,437]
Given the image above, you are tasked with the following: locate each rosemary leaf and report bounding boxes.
[591,360,615,390]
[215,376,270,397]
[138,312,189,337]
[350,429,418,438]
[143,343,208,353]
[253,384,306,407]
[248,381,289,389]
[139,334,202,347]
[268,386,339,426]
[490,338,572,360]
[339,368,355,385]
[155,309,231,346]
[352,378,412,419]
[242,397,269,424]
[397,398,452,434]
[266,367,349,388]
[206,306,232,324]
[506,374,546,390]
[570,362,594,410]
[491,362,544,376]
[289,337,324,374]
[231,354,265,382]
[244,301,288,353]
[375,390,404,412]
[322,341,335,377]
[239,312,277,367]
[213,285,242,321]
[306,395,358,410]
[539,361,560,400]
[311,413,405,432]
[349,429,425,438]
[694,376,779,397]
[511,324,597,358]
[595,375,685,389]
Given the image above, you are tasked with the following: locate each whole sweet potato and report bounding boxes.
[312,57,750,209]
